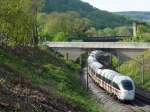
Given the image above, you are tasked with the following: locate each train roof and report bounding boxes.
[112,75,134,84]
[90,51,101,57]
[117,76,133,82]
[88,56,97,63]
[99,69,121,82]
[101,69,120,77]
[89,61,103,71]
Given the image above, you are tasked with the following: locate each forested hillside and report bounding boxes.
[42,0,133,29]
[116,11,150,22]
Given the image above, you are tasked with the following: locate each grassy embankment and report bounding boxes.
[0,45,104,112]
[119,50,150,90]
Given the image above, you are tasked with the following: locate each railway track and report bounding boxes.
[135,88,150,104]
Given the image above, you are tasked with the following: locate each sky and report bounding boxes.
[81,0,150,12]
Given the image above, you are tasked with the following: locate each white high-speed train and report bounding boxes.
[87,51,135,101]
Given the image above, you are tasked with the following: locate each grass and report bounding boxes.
[0,45,104,112]
[118,50,150,91]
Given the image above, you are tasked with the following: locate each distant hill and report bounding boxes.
[116,11,150,22]
[42,0,133,29]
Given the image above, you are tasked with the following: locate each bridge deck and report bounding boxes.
[46,42,150,49]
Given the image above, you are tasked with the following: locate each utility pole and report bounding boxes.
[86,62,89,91]
[141,55,144,85]
[79,55,82,83]
[109,53,112,66]
[86,50,90,91]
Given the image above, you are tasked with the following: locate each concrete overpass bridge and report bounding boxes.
[45,42,150,62]
[46,42,150,49]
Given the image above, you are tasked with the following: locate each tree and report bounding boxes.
[103,27,115,36]
[53,32,66,41]
[0,0,44,46]
[97,29,105,36]
[115,26,131,36]
[43,0,132,29]
[71,18,90,39]
[38,12,90,41]
[42,12,73,41]
[135,25,150,42]
[86,27,97,37]
[31,0,44,45]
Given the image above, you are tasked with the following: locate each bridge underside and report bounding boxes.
[53,47,148,63]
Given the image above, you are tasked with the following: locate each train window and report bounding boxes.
[103,77,106,81]
[108,79,111,84]
[96,73,99,77]
[116,84,120,90]
[113,82,116,88]
[105,78,108,83]
[99,75,102,79]
[113,82,120,90]
[121,80,133,90]
[97,75,101,79]
[106,78,110,84]
[101,76,104,81]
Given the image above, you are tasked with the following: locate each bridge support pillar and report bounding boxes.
[79,55,82,68]
[66,52,69,60]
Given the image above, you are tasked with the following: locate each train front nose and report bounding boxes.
[120,90,135,101]
[120,79,135,101]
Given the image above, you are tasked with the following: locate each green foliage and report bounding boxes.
[0,0,44,46]
[119,50,150,90]
[115,26,132,36]
[123,25,150,42]
[103,28,115,36]
[137,25,148,34]
[86,27,97,37]
[97,30,105,36]
[93,26,132,37]
[53,32,66,41]
[0,46,104,112]
[42,0,132,29]
[38,12,90,41]
[111,56,119,68]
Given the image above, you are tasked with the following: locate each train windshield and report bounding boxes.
[121,80,133,90]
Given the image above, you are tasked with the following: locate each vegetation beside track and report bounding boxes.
[118,50,150,91]
[0,45,104,112]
